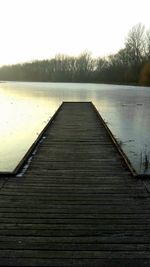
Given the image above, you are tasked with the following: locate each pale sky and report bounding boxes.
[0,0,149,66]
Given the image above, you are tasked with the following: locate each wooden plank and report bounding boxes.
[0,242,149,251]
[1,223,150,231]
[0,259,149,267]
[2,250,150,258]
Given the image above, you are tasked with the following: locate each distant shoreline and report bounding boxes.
[0,80,150,88]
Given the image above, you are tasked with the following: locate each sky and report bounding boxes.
[0,0,150,66]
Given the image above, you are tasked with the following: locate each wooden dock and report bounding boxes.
[0,102,150,266]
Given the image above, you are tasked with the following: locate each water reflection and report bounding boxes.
[0,82,150,174]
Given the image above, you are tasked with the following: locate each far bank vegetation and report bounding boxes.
[0,23,150,85]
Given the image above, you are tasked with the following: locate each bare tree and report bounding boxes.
[125,23,146,66]
[145,29,150,59]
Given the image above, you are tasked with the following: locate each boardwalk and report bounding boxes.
[0,102,150,266]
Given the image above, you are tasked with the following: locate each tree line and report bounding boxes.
[0,23,150,85]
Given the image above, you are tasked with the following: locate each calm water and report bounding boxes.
[0,81,150,174]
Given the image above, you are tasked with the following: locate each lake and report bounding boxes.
[0,81,150,174]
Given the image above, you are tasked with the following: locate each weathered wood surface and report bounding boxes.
[0,102,150,266]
